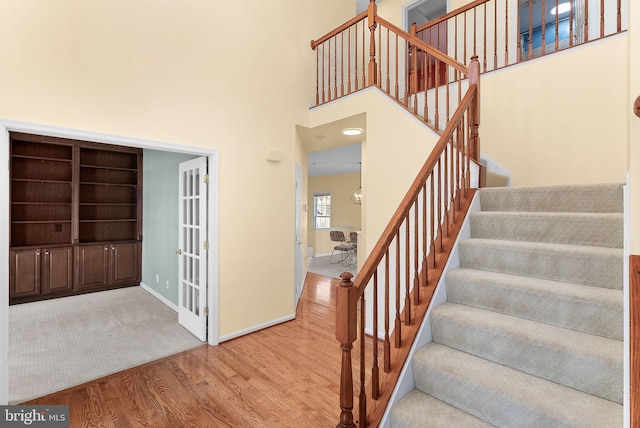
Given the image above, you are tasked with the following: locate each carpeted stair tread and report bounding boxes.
[479,183,623,213]
[459,238,623,289]
[390,390,495,428]
[470,211,623,248]
[412,343,623,428]
[445,268,623,340]
[431,302,623,403]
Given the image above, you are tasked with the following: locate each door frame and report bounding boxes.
[294,164,303,308]
[0,118,220,405]
[178,156,209,341]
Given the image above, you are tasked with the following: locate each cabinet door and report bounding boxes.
[110,242,139,286]
[42,247,73,294]
[77,244,109,290]
[9,249,41,299]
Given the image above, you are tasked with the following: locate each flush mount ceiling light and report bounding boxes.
[551,2,570,15]
[342,128,363,136]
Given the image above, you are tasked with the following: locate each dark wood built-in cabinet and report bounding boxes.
[9,132,142,304]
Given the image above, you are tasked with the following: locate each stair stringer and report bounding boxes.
[379,192,482,428]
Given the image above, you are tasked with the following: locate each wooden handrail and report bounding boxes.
[311,11,368,49]
[375,15,468,74]
[353,83,478,295]
[416,0,488,32]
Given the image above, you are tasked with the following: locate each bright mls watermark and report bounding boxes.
[1,406,69,427]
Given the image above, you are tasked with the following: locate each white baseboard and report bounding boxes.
[218,313,296,343]
[140,282,178,312]
[314,252,332,258]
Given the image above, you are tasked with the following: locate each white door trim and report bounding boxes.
[0,124,9,405]
[0,118,220,404]
[178,157,208,341]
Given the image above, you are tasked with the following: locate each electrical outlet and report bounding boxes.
[166,280,170,289]
[156,274,159,283]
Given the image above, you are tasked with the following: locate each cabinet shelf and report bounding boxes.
[80,148,138,170]
[12,220,72,224]
[12,157,73,182]
[11,138,73,161]
[12,178,72,185]
[80,203,136,206]
[12,202,71,205]
[80,164,137,172]
[13,154,72,163]
[79,181,138,187]
[80,219,137,223]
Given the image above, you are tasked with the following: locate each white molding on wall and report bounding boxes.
[0,118,208,155]
[623,172,631,427]
[140,282,179,312]
[218,314,296,343]
[0,124,9,405]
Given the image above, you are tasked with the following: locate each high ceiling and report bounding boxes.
[298,113,365,177]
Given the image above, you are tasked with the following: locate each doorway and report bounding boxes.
[0,120,219,405]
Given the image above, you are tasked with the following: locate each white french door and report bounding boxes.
[178,157,208,341]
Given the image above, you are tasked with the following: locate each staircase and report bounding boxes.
[390,183,624,427]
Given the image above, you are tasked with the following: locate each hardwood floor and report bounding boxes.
[25,273,344,427]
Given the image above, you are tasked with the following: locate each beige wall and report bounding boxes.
[0,0,354,338]
[308,172,362,255]
[376,0,407,28]
[480,35,628,187]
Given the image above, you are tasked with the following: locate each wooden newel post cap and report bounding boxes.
[339,272,354,286]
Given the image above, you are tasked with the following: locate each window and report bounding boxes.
[314,193,331,229]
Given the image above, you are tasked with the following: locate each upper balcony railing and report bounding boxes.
[310,0,627,114]
[311,3,474,134]
[415,0,627,73]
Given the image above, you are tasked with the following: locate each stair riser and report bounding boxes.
[446,269,623,340]
[479,184,624,213]
[470,212,623,248]
[459,240,623,289]
[412,343,623,427]
[431,304,623,403]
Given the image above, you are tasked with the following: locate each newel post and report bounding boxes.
[409,23,418,94]
[468,55,481,163]
[336,272,358,428]
[367,0,378,87]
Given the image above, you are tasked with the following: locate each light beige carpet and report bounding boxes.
[9,286,203,404]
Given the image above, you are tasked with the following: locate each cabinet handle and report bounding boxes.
[45,251,49,255]
[104,247,108,251]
